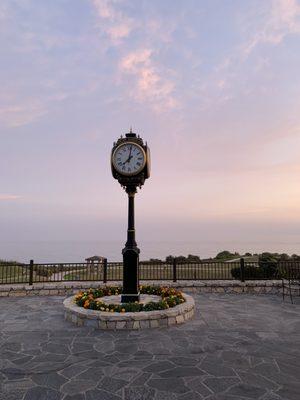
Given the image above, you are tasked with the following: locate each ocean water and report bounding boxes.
[0,240,299,263]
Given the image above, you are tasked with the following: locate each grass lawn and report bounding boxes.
[0,264,29,284]
[0,262,237,284]
[63,263,235,281]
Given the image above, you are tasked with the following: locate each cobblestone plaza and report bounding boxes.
[0,294,299,400]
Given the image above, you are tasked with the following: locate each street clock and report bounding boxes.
[111,129,150,302]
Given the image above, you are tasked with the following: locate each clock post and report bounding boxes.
[122,186,139,302]
[111,130,150,303]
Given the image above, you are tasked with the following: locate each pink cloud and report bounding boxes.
[91,0,116,19]
[0,194,21,201]
[120,49,178,112]
[243,0,300,55]
[120,49,152,72]
[91,0,135,44]
[0,102,47,128]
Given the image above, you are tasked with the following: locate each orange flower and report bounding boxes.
[83,300,90,308]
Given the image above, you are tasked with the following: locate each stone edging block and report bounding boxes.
[0,280,282,297]
[63,293,195,330]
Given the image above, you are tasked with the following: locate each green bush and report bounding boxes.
[231,266,263,279]
[231,264,278,280]
[258,253,278,278]
[33,266,52,277]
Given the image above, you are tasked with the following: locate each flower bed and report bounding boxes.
[74,285,185,312]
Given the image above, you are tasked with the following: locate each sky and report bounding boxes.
[1,0,300,256]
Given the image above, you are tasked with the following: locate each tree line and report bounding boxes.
[148,250,300,263]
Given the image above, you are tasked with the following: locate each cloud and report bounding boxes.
[196,1,300,113]
[91,0,135,44]
[91,0,116,19]
[106,23,132,41]
[90,1,179,111]
[243,0,300,55]
[120,48,152,71]
[119,49,178,112]
[0,195,21,201]
[0,87,71,128]
[0,101,47,128]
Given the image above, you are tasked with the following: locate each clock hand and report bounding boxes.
[123,148,133,165]
[122,156,132,165]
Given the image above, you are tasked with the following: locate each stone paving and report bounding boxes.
[0,294,299,400]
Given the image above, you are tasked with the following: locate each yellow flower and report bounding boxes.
[105,308,109,312]
[121,308,126,313]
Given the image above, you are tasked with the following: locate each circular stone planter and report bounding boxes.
[63,293,195,330]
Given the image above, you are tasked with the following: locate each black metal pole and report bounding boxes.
[126,191,137,248]
[29,259,34,286]
[121,186,140,303]
[103,258,107,284]
[173,258,177,282]
[240,258,245,282]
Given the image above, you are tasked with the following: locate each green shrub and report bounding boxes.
[33,266,52,277]
[231,264,278,280]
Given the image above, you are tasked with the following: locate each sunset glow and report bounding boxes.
[1,0,300,259]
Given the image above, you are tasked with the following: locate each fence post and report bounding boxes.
[103,258,107,284]
[173,259,177,282]
[29,259,34,285]
[240,258,245,282]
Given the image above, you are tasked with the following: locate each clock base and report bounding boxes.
[122,247,140,303]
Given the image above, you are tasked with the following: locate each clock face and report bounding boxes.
[112,142,146,176]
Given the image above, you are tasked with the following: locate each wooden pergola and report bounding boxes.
[85,256,106,274]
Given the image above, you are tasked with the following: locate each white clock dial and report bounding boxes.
[113,143,146,175]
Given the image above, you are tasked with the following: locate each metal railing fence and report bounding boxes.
[1,258,297,286]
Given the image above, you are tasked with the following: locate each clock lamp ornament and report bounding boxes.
[111,129,150,303]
